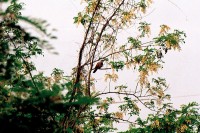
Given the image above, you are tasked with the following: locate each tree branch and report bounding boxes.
[87,0,126,96]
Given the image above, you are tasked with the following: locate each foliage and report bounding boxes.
[121,102,200,133]
[0,1,64,132]
[0,0,198,133]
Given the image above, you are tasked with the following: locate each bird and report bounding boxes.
[164,48,168,54]
[156,48,163,59]
[93,60,104,73]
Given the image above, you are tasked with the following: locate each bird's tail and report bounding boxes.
[93,68,97,73]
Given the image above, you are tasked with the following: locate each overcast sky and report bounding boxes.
[20,0,199,117]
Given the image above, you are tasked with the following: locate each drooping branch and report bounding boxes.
[95,91,156,112]
[95,91,148,98]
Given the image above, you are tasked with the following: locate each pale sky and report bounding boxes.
[20,0,200,130]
